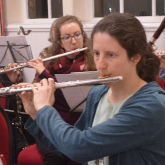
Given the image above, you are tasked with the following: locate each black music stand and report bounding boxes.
[0,36,33,66]
[0,36,33,147]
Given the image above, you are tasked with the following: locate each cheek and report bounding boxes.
[94,57,98,66]
[61,42,70,51]
[78,39,84,47]
[61,41,64,48]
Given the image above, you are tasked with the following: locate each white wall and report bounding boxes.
[5,0,23,24]
[6,23,165,83]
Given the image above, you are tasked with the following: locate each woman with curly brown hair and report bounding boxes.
[18,15,95,165]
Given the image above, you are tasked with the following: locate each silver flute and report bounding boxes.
[0,76,122,96]
[0,47,88,74]
[155,53,165,56]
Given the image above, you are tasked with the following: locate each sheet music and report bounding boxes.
[55,71,98,112]
[0,36,33,66]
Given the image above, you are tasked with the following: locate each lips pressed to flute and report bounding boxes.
[0,76,123,96]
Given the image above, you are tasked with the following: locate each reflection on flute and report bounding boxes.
[0,47,88,74]
[0,76,122,96]
[156,53,165,56]
[155,50,165,56]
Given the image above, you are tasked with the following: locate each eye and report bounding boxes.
[61,35,70,40]
[74,32,81,37]
[108,53,115,57]
[93,51,100,57]
[106,52,115,58]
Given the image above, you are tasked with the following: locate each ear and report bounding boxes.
[130,54,141,65]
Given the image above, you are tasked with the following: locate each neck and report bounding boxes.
[108,76,147,104]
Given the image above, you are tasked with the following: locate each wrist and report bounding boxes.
[35,104,51,112]
[37,69,44,75]
[37,67,45,75]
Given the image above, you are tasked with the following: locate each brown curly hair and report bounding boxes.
[47,15,96,71]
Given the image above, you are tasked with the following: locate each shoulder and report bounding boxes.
[122,81,165,119]
[133,81,165,103]
[111,82,165,134]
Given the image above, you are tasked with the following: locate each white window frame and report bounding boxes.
[22,0,165,25]
[22,0,64,24]
[90,0,165,24]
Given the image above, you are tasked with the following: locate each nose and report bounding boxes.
[71,36,77,44]
[96,55,108,71]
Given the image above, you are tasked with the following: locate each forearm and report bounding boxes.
[25,117,57,151]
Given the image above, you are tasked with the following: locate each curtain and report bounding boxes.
[0,0,5,35]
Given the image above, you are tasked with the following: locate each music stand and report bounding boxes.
[0,36,33,66]
[55,71,99,112]
[0,36,33,147]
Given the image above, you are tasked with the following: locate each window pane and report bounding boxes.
[51,0,63,18]
[124,0,151,16]
[28,0,48,18]
[94,0,119,17]
[156,0,165,15]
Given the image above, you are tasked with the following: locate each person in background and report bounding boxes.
[0,63,20,110]
[18,13,165,165]
[159,55,165,79]
[18,15,96,165]
[0,64,34,163]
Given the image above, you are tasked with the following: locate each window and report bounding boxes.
[125,0,151,16]
[94,0,165,17]
[94,0,119,17]
[23,0,165,24]
[28,0,63,19]
[157,0,165,15]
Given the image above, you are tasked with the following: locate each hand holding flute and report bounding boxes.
[154,50,165,70]
[3,63,21,83]
[15,78,56,119]
[16,82,37,120]
[27,57,46,75]
[10,76,122,119]
[160,56,165,70]
[0,76,122,96]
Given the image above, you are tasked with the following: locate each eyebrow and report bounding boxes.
[93,50,116,54]
[62,31,81,36]
[105,51,116,54]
